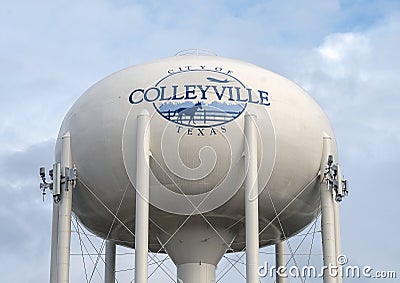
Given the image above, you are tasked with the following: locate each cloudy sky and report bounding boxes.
[1,0,399,282]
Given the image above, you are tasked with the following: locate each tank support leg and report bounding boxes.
[105,240,116,283]
[320,136,338,283]
[275,241,287,283]
[135,110,150,283]
[50,200,59,282]
[244,114,260,283]
[333,197,342,283]
[56,132,74,283]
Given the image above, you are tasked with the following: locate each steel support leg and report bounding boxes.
[320,136,337,283]
[333,199,342,283]
[134,110,150,283]
[244,114,260,283]
[50,201,59,283]
[57,132,73,283]
[105,241,116,283]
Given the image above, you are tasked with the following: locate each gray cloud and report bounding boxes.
[1,0,399,282]
[0,140,54,281]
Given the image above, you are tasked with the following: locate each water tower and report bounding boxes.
[40,52,348,283]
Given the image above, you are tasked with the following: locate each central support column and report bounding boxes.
[134,110,150,283]
[156,216,238,283]
[244,113,260,283]
[275,241,287,283]
[57,132,73,283]
[320,136,337,283]
[177,263,215,283]
[105,240,116,283]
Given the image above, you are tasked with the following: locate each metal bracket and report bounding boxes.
[323,155,349,202]
[64,166,77,190]
[39,164,77,203]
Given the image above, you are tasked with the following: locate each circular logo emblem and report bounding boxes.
[152,70,248,128]
[127,69,253,128]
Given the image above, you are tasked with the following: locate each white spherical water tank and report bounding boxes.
[55,54,337,280]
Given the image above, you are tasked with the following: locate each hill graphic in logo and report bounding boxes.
[155,100,246,128]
